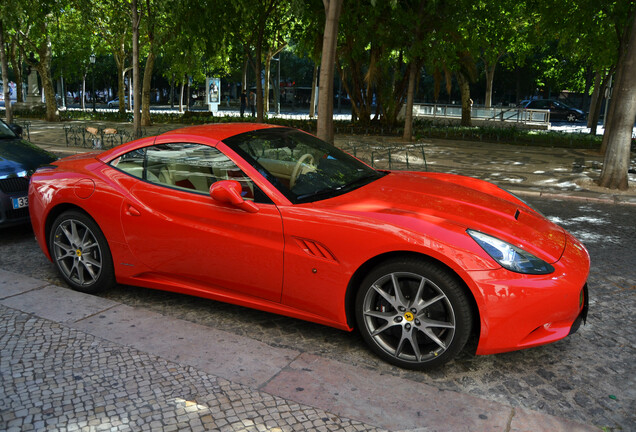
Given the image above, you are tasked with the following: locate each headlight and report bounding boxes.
[467,229,554,275]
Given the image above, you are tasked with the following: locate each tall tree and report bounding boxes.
[0,20,13,123]
[131,0,142,137]
[78,0,132,114]
[11,0,63,121]
[317,0,343,143]
[598,6,636,190]
[470,0,534,108]
[291,1,324,118]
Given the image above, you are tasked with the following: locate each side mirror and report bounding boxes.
[9,123,23,138]
[210,180,259,213]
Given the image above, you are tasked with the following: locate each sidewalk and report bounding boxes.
[21,118,636,205]
[0,269,600,432]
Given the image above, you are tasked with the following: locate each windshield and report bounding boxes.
[223,128,385,203]
[0,120,17,139]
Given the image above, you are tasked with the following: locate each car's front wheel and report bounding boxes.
[355,258,472,369]
[49,210,115,294]
[566,113,577,122]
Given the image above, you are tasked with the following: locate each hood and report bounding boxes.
[0,138,57,179]
[315,171,566,263]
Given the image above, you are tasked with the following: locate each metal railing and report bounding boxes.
[18,121,31,140]
[413,104,550,125]
[338,141,428,171]
[63,125,141,149]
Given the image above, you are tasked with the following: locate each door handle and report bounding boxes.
[126,204,141,216]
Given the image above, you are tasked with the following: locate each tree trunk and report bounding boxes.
[26,32,59,121]
[36,63,58,121]
[587,71,602,128]
[598,10,636,190]
[179,81,184,112]
[0,20,13,124]
[111,37,129,114]
[242,58,248,91]
[589,70,613,135]
[141,51,155,126]
[309,63,318,118]
[255,41,264,121]
[457,72,471,127]
[402,62,418,141]
[131,0,142,138]
[185,79,190,112]
[317,0,343,144]
[141,0,155,126]
[484,62,496,108]
[263,56,271,113]
[9,37,24,103]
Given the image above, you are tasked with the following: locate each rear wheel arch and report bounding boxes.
[48,207,115,293]
[345,251,481,351]
[44,204,93,256]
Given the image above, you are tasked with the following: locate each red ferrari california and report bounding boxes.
[29,124,589,369]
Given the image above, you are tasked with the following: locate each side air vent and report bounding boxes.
[294,237,338,263]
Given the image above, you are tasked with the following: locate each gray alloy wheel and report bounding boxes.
[50,210,115,293]
[356,259,472,369]
[567,113,577,122]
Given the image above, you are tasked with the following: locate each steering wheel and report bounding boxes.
[290,153,315,188]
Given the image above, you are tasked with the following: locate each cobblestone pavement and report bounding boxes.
[0,306,384,432]
[1,196,634,431]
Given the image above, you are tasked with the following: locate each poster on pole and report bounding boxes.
[207,77,220,112]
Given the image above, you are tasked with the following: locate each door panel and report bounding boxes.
[121,181,284,302]
[110,142,285,302]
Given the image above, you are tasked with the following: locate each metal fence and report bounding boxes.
[18,121,31,140]
[338,141,428,171]
[413,104,550,125]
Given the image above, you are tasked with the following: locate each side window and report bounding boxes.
[110,143,257,201]
[110,149,146,179]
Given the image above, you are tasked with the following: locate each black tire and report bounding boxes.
[355,258,472,369]
[49,210,115,294]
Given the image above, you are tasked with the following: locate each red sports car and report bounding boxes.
[29,124,590,369]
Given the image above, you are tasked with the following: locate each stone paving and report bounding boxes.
[1,306,383,432]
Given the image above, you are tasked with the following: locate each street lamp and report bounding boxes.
[90,54,96,112]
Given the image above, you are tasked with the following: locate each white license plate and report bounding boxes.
[12,196,29,209]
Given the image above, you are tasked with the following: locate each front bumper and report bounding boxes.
[469,233,590,355]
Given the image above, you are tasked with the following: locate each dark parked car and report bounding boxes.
[523,99,586,123]
[0,119,57,227]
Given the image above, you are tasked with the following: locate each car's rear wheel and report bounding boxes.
[567,113,577,122]
[49,210,115,294]
[355,258,472,369]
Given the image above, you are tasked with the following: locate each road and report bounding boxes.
[0,197,634,431]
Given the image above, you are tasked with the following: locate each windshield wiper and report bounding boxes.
[296,187,339,201]
[295,172,383,201]
[336,172,383,192]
